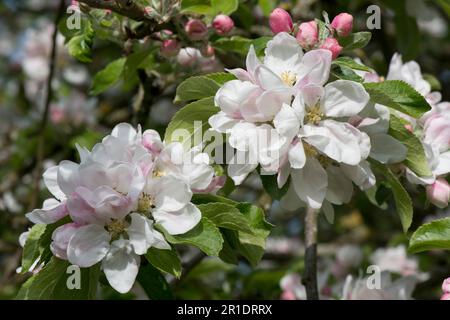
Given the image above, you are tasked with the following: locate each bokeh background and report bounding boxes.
[0,0,449,299]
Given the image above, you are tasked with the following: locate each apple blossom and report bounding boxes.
[160,39,181,57]
[296,21,319,49]
[212,15,234,35]
[269,8,293,34]
[442,277,450,293]
[331,13,353,37]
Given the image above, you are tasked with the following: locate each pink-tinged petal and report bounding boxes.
[214,80,259,117]
[225,68,252,82]
[67,192,103,225]
[246,45,261,80]
[291,157,327,209]
[296,49,332,88]
[26,198,68,224]
[102,239,140,293]
[301,85,324,109]
[426,178,450,209]
[442,277,450,293]
[208,112,241,133]
[67,224,111,268]
[153,203,201,235]
[142,129,164,155]
[50,223,81,260]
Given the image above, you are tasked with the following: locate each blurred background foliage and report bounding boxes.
[0,0,449,299]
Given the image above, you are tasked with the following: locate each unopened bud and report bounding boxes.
[331,13,353,37]
[185,19,208,41]
[296,21,318,49]
[212,15,234,35]
[319,37,342,59]
[269,8,293,34]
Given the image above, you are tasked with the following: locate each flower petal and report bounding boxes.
[370,133,407,164]
[43,166,66,201]
[148,175,192,212]
[296,49,332,87]
[153,203,201,235]
[26,198,68,224]
[325,165,353,205]
[128,213,170,255]
[323,80,369,117]
[67,224,110,268]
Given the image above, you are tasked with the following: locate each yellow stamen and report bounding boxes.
[303,143,318,158]
[305,105,324,125]
[281,71,297,86]
[106,219,127,238]
[153,169,166,178]
[138,193,154,213]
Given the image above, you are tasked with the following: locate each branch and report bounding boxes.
[302,206,319,300]
[77,0,149,21]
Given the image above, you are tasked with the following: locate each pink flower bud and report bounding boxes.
[160,39,180,57]
[331,13,353,37]
[441,293,450,300]
[442,277,450,293]
[319,37,342,59]
[269,8,293,34]
[201,44,215,58]
[296,21,318,48]
[212,15,234,35]
[426,178,450,209]
[185,19,208,41]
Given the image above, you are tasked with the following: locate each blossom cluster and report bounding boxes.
[26,123,220,292]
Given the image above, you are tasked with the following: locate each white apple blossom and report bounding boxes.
[25,123,218,293]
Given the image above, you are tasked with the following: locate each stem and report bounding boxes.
[302,206,319,300]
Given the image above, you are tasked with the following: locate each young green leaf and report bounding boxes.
[211,0,238,15]
[197,203,254,234]
[175,76,221,102]
[145,247,182,278]
[388,114,432,177]
[21,224,46,273]
[371,161,413,232]
[161,217,224,256]
[90,58,126,95]
[333,57,373,72]
[339,31,372,51]
[16,258,100,300]
[364,80,431,118]
[137,263,175,300]
[164,97,218,147]
[67,21,94,63]
[409,217,450,253]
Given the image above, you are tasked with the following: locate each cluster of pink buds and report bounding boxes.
[269,9,354,60]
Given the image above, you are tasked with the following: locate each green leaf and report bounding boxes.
[364,80,431,118]
[67,21,94,63]
[197,203,254,234]
[409,217,450,253]
[211,0,238,15]
[21,224,46,273]
[137,263,174,300]
[333,57,373,72]
[164,97,218,147]
[331,64,363,82]
[371,161,413,232]
[315,19,331,42]
[180,0,213,15]
[394,14,420,61]
[260,173,289,200]
[192,193,237,206]
[388,114,432,176]
[258,0,275,16]
[16,257,100,300]
[339,31,372,51]
[213,36,271,56]
[145,247,182,278]
[205,72,236,85]
[175,76,221,102]
[161,217,224,256]
[90,58,126,95]
[423,73,442,91]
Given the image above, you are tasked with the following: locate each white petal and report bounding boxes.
[323,80,369,117]
[26,198,68,224]
[214,80,258,116]
[277,162,291,188]
[280,184,304,211]
[254,65,285,90]
[43,166,66,201]
[291,157,327,209]
[111,123,138,144]
[228,158,258,185]
[288,139,306,169]
[102,239,140,293]
[325,165,353,205]
[302,121,362,165]
[246,45,261,79]
[370,133,407,164]
[264,32,303,77]
[225,68,252,82]
[128,213,170,255]
[57,160,80,195]
[149,175,192,212]
[208,112,240,133]
[435,151,450,176]
[153,203,201,235]
[67,224,110,268]
[256,89,292,120]
[274,103,301,140]
[322,201,335,224]
[341,161,376,190]
[296,49,332,87]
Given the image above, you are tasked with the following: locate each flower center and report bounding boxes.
[281,71,297,86]
[153,169,166,178]
[305,105,324,125]
[138,193,154,213]
[303,143,318,158]
[106,219,127,239]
